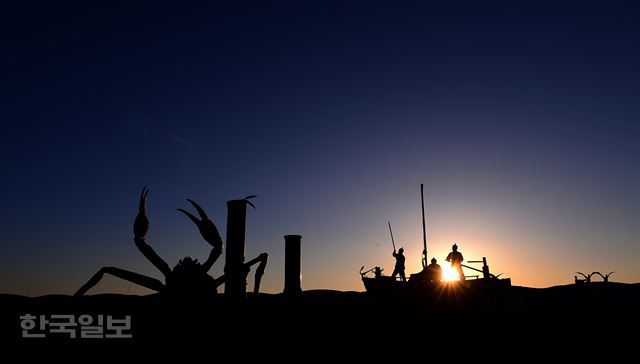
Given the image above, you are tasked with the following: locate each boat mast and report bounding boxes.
[421,184,427,269]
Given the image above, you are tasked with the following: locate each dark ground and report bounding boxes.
[2,283,639,350]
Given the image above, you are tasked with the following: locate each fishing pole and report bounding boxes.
[388,221,396,251]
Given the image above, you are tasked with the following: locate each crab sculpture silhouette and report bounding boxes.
[75,187,267,297]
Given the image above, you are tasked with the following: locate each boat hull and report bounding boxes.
[362,276,511,310]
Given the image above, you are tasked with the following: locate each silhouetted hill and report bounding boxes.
[2,283,639,346]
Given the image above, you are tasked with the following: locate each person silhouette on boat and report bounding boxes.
[392,247,406,282]
[445,243,465,281]
[426,257,442,283]
[374,266,383,279]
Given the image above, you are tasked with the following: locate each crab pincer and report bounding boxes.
[177,199,223,251]
[133,186,150,240]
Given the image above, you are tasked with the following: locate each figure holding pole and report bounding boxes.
[388,222,406,282]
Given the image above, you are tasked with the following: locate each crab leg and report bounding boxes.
[74,267,164,296]
[212,253,269,294]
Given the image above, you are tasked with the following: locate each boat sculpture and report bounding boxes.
[360,185,511,309]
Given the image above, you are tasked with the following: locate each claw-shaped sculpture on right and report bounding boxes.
[576,272,593,284]
[593,271,615,283]
[75,187,268,299]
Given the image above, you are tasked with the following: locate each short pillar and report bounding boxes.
[283,234,302,295]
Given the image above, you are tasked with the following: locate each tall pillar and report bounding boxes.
[224,199,248,300]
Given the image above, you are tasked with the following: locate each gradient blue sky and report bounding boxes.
[2,1,639,295]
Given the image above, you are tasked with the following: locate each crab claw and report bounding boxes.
[133,186,149,239]
[177,199,223,251]
[243,195,258,209]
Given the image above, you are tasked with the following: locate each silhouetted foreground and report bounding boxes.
[75,188,268,299]
[2,283,639,345]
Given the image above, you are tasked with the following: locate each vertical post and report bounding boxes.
[482,257,490,279]
[420,184,427,269]
[224,199,248,300]
[284,234,302,296]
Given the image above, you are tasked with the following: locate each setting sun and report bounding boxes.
[442,264,460,281]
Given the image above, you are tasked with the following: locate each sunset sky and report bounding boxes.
[2,1,639,296]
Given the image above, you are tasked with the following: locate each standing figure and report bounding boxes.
[445,243,465,281]
[392,247,406,282]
